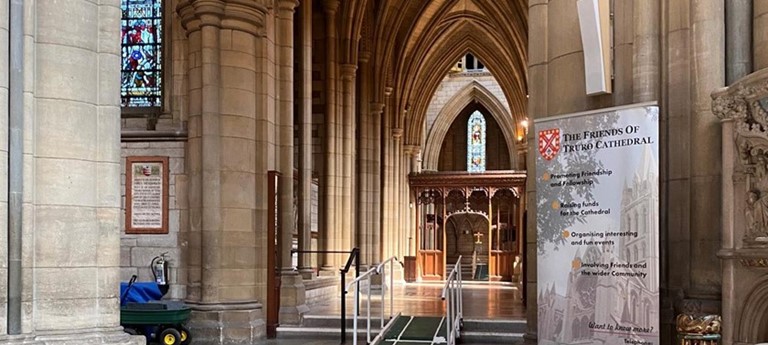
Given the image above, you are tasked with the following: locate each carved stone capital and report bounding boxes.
[370,102,385,115]
[277,0,300,12]
[384,86,394,98]
[403,144,420,156]
[340,64,357,81]
[358,51,372,64]
[392,128,404,139]
[322,0,339,15]
[177,0,267,36]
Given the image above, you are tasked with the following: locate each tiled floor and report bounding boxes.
[306,281,526,320]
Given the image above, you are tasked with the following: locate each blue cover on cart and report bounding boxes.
[120,282,163,306]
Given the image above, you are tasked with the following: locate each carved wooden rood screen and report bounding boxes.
[409,171,526,282]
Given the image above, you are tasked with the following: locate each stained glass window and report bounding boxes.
[121,0,162,108]
[467,111,486,172]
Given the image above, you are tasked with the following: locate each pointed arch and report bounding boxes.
[738,275,768,342]
[423,81,516,170]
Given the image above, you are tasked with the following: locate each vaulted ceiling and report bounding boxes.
[349,0,528,145]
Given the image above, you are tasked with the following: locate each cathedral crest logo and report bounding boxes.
[538,128,560,160]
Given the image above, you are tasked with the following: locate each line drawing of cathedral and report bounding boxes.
[539,145,660,345]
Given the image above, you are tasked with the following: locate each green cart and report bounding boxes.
[120,276,192,345]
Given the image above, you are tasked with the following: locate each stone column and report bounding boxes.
[340,63,357,255]
[371,102,385,262]
[178,1,269,342]
[718,116,736,345]
[0,0,9,334]
[726,0,752,84]
[321,0,339,270]
[633,0,660,102]
[392,128,404,258]
[689,0,724,300]
[8,0,141,343]
[402,145,413,256]
[356,53,373,266]
[297,0,313,276]
[276,0,308,325]
[406,145,421,256]
[526,0,548,339]
[381,87,394,259]
[754,1,768,70]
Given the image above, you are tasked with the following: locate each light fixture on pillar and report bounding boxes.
[518,118,529,142]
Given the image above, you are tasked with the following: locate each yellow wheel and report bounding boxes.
[159,328,181,345]
[179,325,192,345]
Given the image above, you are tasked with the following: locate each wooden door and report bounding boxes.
[266,171,281,338]
[417,193,444,280]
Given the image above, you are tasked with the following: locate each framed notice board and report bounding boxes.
[125,156,169,234]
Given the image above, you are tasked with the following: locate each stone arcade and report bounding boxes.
[0,0,767,344]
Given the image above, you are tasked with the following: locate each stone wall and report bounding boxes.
[0,0,9,335]
[424,72,509,139]
[120,141,187,300]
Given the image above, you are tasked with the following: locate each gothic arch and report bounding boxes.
[737,274,768,342]
[423,81,516,170]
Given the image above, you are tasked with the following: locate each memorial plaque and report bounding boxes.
[126,156,169,234]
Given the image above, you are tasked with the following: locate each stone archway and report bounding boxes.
[737,274,768,343]
[423,81,517,170]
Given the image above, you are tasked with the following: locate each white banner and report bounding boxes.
[536,103,660,345]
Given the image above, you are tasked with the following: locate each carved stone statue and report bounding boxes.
[675,314,722,335]
[745,190,768,242]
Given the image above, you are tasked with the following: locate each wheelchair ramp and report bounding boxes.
[379,316,448,345]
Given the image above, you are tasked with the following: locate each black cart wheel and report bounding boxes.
[179,325,192,345]
[159,328,181,345]
[123,327,140,336]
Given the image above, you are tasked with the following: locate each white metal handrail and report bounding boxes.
[344,256,398,345]
[441,256,463,345]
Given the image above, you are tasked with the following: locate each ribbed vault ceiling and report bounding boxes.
[362,0,528,145]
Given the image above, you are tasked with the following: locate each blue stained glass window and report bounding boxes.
[467,111,486,172]
[121,0,162,108]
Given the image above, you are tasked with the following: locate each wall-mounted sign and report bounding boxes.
[536,103,659,345]
[126,156,169,234]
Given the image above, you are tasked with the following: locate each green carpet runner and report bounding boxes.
[379,316,449,345]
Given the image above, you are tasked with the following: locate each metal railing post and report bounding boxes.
[355,249,360,317]
[441,256,463,345]
[446,272,452,345]
[353,280,359,345]
[341,270,347,344]
[458,261,463,321]
[380,262,385,329]
[389,260,394,320]
[366,277,372,344]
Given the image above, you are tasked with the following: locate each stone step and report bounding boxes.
[461,318,526,333]
[275,326,383,341]
[459,331,525,344]
[459,318,526,344]
[301,314,393,329]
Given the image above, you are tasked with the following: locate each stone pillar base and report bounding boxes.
[298,267,315,280]
[280,271,309,325]
[186,302,265,344]
[318,266,338,277]
[0,328,144,345]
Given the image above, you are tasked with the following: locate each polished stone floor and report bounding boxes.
[307,282,526,320]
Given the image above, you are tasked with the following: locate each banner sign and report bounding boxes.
[536,103,659,345]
